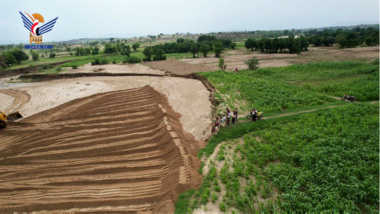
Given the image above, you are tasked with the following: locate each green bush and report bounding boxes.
[72,65,78,69]
[100,58,109,65]
[92,58,109,65]
[125,56,141,64]
[245,57,259,70]
[31,52,39,61]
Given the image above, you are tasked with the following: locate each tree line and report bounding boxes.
[245,35,309,54]
[306,27,379,48]
[142,35,237,60]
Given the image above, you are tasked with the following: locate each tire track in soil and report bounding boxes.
[0,89,31,114]
[0,85,202,213]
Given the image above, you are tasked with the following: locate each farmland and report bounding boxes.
[201,60,379,115]
[177,104,378,213]
[175,60,379,213]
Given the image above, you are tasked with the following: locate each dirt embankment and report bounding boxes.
[1,76,213,141]
[0,86,202,213]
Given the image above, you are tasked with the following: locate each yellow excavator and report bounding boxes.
[0,111,22,128]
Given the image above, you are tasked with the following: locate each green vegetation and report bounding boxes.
[31,51,39,61]
[245,36,308,53]
[306,27,379,48]
[245,57,259,70]
[176,59,379,213]
[244,27,379,53]
[177,104,379,213]
[201,61,378,115]
[218,58,227,71]
[201,70,334,114]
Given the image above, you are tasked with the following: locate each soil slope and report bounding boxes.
[0,86,202,213]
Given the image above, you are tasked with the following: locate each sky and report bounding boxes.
[0,0,379,44]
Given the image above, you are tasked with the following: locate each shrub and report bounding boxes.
[32,52,39,61]
[132,43,140,51]
[218,58,227,71]
[72,65,78,69]
[49,53,56,58]
[245,57,259,70]
[92,58,100,66]
[100,58,109,65]
[125,56,141,64]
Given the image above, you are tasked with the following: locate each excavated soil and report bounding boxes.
[0,76,212,141]
[63,63,166,75]
[144,59,212,75]
[0,85,202,213]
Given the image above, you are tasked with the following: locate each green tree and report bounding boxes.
[312,35,322,46]
[143,46,153,61]
[245,38,257,51]
[11,49,29,64]
[153,48,166,61]
[104,43,117,54]
[199,43,210,57]
[92,47,99,55]
[49,53,56,58]
[190,44,198,58]
[218,58,227,71]
[132,43,140,51]
[245,57,259,70]
[365,37,374,46]
[120,44,131,57]
[1,52,17,67]
[213,41,224,57]
[176,38,185,44]
[31,51,39,61]
[229,42,237,49]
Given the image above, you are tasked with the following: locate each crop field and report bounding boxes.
[177,104,379,213]
[201,60,379,115]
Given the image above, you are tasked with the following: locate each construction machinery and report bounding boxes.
[0,111,23,128]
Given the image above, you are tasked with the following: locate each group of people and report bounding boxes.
[212,108,239,135]
[212,107,262,135]
[250,108,263,121]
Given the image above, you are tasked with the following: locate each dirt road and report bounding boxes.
[0,86,202,213]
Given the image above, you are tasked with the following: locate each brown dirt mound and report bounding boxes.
[0,85,202,213]
[144,59,212,75]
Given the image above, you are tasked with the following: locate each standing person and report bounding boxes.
[251,108,257,122]
[234,108,239,122]
[226,108,230,116]
[226,112,231,126]
[232,108,237,124]
[235,68,239,73]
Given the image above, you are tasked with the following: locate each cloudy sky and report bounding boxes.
[1,0,378,44]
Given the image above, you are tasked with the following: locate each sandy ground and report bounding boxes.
[0,86,202,213]
[0,93,14,113]
[180,46,380,71]
[0,76,212,141]
[63,63,166,75]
